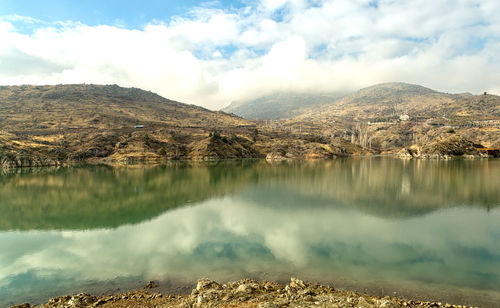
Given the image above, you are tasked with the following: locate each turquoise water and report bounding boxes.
[1,159,499,307]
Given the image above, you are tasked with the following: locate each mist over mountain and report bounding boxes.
[1,82,499,168]
[282,82,500,153]
[234,82,500,153]
[221,92,347,120]
[223,82,499,122]
[295,82,500,122]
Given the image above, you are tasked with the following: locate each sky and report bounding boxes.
[0,0,499,110]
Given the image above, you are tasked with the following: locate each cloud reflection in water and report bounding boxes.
[1,159,499,305]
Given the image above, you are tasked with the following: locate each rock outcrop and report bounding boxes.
[398,136,488,159]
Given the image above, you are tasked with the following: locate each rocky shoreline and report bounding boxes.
[11,278,477,308]
[1,152,498,170]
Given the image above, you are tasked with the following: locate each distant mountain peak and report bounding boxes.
[356,82,437,95]
[221,91,348,120]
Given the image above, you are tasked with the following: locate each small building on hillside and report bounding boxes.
[134,125,144,129]
[399,114,410,121]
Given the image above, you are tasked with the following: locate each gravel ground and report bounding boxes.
[10,278,478,308]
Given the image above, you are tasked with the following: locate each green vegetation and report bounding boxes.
[157,148,166,156]
[252,129,259,141]
[210,131,221,140]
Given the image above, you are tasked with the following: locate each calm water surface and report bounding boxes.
[1,158,499,307]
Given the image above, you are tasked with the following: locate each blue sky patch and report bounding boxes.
[0,0,247,29]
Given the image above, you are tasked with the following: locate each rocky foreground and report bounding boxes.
[11,278,476,308]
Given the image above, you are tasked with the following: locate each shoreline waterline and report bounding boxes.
[8,277,491,308]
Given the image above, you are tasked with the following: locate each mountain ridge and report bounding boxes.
[0,84,369,167]
[222,91,347,120]
[294,82,500,122]
[0,82,498,167]
[220,82,498,121]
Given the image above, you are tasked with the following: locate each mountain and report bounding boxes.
[222,82,500,124]
[1,83,497,167]
[0,84,247,130]
[0,84,368,167]
[0,84,264,166]
[287,82,500,151]
[221,92,347,120]
[296,82,500,122]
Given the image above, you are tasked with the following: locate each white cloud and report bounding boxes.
[1,196,499,295]
[262,0,288,11]
[0,0,499,109]
[0,21,14,33]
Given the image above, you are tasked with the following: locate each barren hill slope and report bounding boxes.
[296,82,500,122]
[0,84,264,166]
[0,84,247,130]
[1,83,497,167]
[285,82,500,153]
[0,84,368,167]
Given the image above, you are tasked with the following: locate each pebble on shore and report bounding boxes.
[10,278,478,308]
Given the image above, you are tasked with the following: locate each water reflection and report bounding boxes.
[0,158,499,306]
[0,161,259,230]
[0,159,498,231]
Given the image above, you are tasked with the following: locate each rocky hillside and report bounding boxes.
[0,83,497,167]
[0,84,261,166]
[296,82,500,122]
[279,82,500,154]
[0,84,247,129]
[0,84,367,167]
[220,83,499,156]
[222,83,500,123]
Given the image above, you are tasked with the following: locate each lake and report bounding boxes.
[1,158,499,307]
